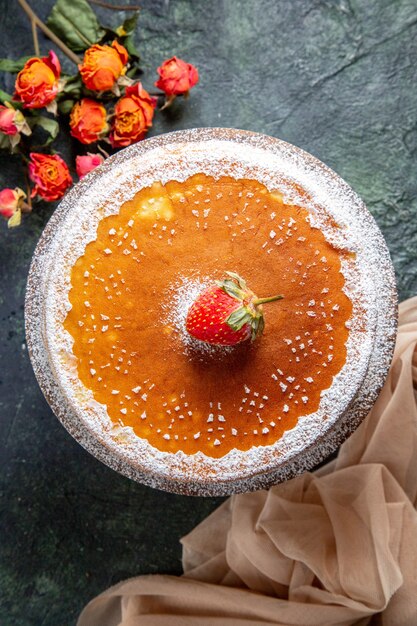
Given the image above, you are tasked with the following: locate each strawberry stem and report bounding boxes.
[253,295,284,305]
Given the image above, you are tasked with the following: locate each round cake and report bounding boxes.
[25,128,397,495]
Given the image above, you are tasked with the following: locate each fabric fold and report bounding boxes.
[78,297,417,626]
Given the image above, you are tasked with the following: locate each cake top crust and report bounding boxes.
[25,128,397,495]
[64,174,352,459]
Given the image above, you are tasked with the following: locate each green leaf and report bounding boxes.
[256,315,265,338]
[101,12,139,41]
[58,99,75,115]
[0,56,31,73]
[225,271,247,288]
[0,133,10,150]
[120,13,139,36]
[61,74,83,98]
[0,89,13,103]
[46,0,105,52]
[226,307,252,331]
[124,34,141,64]
[216,278,244,301]
[30,116,60,145]
[118,13,141,64]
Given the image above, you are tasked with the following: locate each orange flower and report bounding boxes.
[155,57,198,96]
[14,51,61,109]
[79,41,129,92]
[110,83,156,148]
[29,153,72,202]
[70,99,108,145]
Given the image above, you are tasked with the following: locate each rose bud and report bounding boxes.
[0,187,27,227]
[29,153,72,202]
[110,82,156,148]
[79,41,129,92]
[0,103,32,149]
[0,187,26,218]
[70,99,109,145]
[0,105,19,135]
[155,56,199,97]
[76,153,105,179]
[14,50,61,109]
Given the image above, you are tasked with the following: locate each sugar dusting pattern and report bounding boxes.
[65,174,356,456]
[25,129,397,495]
[63,173,356,456]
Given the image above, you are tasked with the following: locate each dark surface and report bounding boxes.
[0,1,416,624]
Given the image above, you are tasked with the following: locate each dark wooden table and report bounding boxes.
[1,1,416,624]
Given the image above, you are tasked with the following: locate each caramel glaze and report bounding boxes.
[65,174,352,458]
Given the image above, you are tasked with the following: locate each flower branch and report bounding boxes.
[16,0,82,65]
[0,0,199,228]
[88,0,142,11]
[31,16,40,57]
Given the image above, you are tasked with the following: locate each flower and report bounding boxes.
[14,51,61,109]
[110,82,156,148]
[155,56,199,96]
[70,99,108,145]
[0,105,19,135]
[76,153,105,179]
[0,187,26,218]
[0,103,31,149]
[79,41,129,92]
[29,153,72,201]
[0,187,26,227]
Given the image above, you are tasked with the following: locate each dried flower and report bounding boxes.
[0,105,20,135]
[0,6,199,229]
[0,187,27,227]
[110,83,156,148]
[29,153,72,201]
[0,187,26,217]
[79,41,129,92]
[0,103,31,149]
[70,99,109,145]
[14,51,61,109]
[76,153,105,179]
[155,56,199,97]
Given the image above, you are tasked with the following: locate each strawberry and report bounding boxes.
[185,272,283,346]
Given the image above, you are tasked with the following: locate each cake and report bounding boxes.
[25,129,397,495]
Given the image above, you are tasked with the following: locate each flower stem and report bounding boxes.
[23,168,32,212]
[16,0,82,65]
[253,295,284,305]
[31,17,40,56]
[88,0,141,9]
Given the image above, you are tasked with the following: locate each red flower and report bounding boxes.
[0,187,25,218]
[110,82,156,148]
[0,105,19,135]
[0,103,31,150]
[79,41,129,92]
[29,153,72,202]
[70,99,108,145]
[155,56,199,96]
[76,153,105,179]
[14,51,61,109]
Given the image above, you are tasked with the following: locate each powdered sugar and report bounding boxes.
[162,275,234,358]
[25,128,397,496]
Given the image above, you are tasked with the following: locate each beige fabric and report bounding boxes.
[78,297,417,626]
